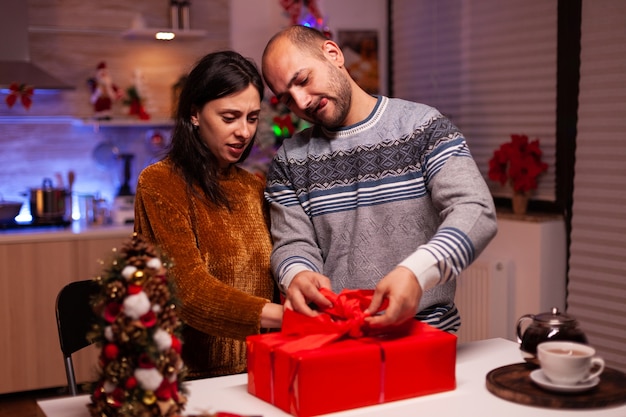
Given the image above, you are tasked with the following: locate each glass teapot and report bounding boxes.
[516,307,588,363]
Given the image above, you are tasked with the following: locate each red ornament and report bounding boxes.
[104,302,122,323]
[103,343,119,360]
[139,310,157,327]
[125,376,138,389]
[5,83,34,110]
[127,283,143,294]
[171,335,182,354]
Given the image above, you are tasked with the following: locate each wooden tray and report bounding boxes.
[486,362,626,409]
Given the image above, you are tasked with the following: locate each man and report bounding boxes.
[262,25,497,330]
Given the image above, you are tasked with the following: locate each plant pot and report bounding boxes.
[512,192,529,215]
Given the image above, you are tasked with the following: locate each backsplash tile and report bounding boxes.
[0,120,172,221]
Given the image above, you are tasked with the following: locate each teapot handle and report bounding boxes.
[516,314,534,343]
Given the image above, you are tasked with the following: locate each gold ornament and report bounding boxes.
[143,391,157,405]
[131,270,147,285]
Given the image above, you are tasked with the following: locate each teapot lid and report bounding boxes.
[534,307,578,326]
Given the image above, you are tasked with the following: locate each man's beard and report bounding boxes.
[306,64,352,129]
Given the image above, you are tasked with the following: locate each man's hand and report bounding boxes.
[284,271,333,316]
[365,266,422,327]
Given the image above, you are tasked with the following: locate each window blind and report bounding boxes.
[567,0,626,372]
[391,0,557,202]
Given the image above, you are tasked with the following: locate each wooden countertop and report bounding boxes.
[0,223,134,244]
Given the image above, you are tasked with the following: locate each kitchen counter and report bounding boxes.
[0,223,136,394]
[0,223,134,244]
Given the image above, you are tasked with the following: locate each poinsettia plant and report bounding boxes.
[488,134,548,193]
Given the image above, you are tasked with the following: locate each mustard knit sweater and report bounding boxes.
[134,158,276,378]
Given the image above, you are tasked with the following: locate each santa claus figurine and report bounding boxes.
[88,61,122,120]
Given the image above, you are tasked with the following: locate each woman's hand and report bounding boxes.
[260,302,284,328]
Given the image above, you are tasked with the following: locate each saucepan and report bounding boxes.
[23,178,71,221]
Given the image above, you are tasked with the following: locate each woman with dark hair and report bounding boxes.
[134,51,283,379]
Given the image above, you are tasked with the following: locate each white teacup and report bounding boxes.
[537,341,604,385]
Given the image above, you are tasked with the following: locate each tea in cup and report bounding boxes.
[537,341,604,385]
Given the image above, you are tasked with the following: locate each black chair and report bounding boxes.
[55,279,99,396]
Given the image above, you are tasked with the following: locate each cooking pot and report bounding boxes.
[0,194,23,223]
[25,178,71,221]
[516,307,588,364]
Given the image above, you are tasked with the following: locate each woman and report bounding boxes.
[134,51,283,378]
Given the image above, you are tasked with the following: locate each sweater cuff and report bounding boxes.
[398,249,441,291]
[279,264,313,292]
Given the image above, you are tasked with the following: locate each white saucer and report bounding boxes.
[530,369,600,393]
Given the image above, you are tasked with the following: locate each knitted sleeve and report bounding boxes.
[398,122,498,291]
[134,161,273,340]
[265,149,325,291]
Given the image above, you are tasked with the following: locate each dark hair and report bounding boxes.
[168,51,264,209]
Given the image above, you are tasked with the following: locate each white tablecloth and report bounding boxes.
[37,338,626,417]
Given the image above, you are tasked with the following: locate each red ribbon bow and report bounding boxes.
[280,288,410,352]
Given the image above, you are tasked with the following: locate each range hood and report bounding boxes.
[0,0,73,90]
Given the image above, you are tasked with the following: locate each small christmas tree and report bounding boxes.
[87,233,187,417]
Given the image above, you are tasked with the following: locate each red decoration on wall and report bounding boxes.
[279,0,323,26]
[280,0,303,24]
[5,83,34,110]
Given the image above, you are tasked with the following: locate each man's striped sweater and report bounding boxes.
[265,96,497,329]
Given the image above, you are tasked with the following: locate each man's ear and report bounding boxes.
[323,40,345,67]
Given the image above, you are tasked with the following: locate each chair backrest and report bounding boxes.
[55,279,99,395]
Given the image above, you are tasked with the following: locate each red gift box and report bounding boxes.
[247,289,457,417]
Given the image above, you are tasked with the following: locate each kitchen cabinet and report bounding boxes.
[0,226,133,394]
